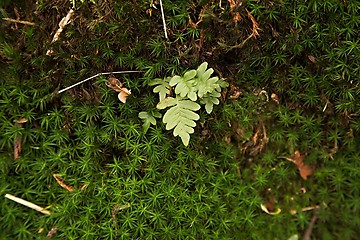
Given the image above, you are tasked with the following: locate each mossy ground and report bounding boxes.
[0,0,359,239]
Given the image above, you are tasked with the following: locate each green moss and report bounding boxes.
[0,0,359,239]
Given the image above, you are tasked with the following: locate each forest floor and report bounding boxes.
[0,0,359,239]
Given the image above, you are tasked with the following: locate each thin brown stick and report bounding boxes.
[303,209,319,240]
[2,18,35,26]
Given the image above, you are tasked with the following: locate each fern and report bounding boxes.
[138,111,162,133]
[169,70,197,101]
[145,62,228,146]
[157,97,200,146]
[194,62,220,97]
[200,92,221,114]
[149,77,171,101]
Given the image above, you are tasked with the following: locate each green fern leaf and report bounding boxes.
[195,62,221,97]
[169,70,197,101]
[200,92,221,114]
[157,97,177,109]
[138,111,160,133]
[149,77,171,101]
[157,97,200,146]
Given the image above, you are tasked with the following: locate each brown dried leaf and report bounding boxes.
[307,55,316,63]
[106,77,131,103]
[271,93,280,104]
[14,118,28,124]
[14,137,21,160]
[106,77,123,92]
[252,126,260,145]
[246,9,260,38]
[46,227,57,239]
[53,174,74,192]
[228,0,243,12]
[286,151,314,180]
[52,9,75,43]
[229,84,242,99]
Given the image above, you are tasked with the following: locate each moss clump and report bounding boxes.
[1,0,359,239]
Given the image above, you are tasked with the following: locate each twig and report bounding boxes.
[5,194,51,215]
[2,18,35,26]
[303,209,319,240]
[58,71,143,94]
[159,0,168,39]
[46,9,75,56]
[13,118,27,160]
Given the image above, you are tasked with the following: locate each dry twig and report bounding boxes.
[13,118,27,160]
[303,210,319,240]
[2,18,35,26]
[46,9,75,56]
[58,71,143,94]
[159,0,168,39]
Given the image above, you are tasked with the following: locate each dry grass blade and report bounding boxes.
[53,174,74,192]
[3,18,35,26]
[5,194,51,215]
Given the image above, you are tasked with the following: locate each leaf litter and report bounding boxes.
[285,150,314,180]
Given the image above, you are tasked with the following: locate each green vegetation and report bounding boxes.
[147,62,228,145]
[0,0,359,239]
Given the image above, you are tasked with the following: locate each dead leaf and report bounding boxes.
[246,8,260,38]
[13,118,27,160]
[53,174,74,192]
[242,121,268,156]
[106,77,123,92]
[46,227,57,239]
[307,55,316,63]
[118,89,131,103]
[106,77,131,103]
[271,93,280,104]
[252,126,260,145]
[260,204,281,215]
[14,137,21,160]
[286,151,314,180]
[52,9,75,43]
[228,0,243,13]
[227,0,243,25]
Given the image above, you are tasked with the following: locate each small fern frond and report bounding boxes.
[195,62,221,98]
[200,92,221,114]
[169,70,197,101]
[149,77,171,101]
[138,111,162,133]
[157,97,200,146]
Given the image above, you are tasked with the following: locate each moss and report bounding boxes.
[0,0,359,239]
